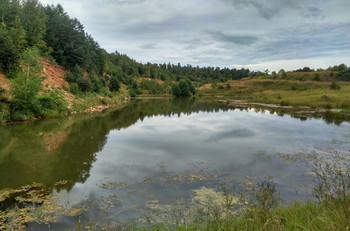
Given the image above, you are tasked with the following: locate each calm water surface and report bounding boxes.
[0,98,348,228]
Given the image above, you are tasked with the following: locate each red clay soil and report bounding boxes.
[41,59,69,89]
[0,59,69,91]
[40,59,76,106]
[142,77,165,84]
[0,73,10,91]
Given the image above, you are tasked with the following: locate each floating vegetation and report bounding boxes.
[0,182,86,230]
[143,186,244,226]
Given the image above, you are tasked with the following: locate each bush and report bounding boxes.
[38,90,68,113]
[314,73,320,81]
[129,88,137,97]
[100,98,108,105]
[0,103,10,122]
[10,48,44,120]
[109,76,120,92]
[172,84,181,97]
[77,77,93,92]
[330,81,340,90]
[321,95,331,102]
[172,79,195,97]
[69,83,80,95]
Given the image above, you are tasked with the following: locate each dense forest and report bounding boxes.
[0,0,350,122]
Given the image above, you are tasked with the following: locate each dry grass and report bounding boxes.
[198,79,350,109]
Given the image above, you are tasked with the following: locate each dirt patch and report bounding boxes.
[40,59,76,106]
[141,78,165,84]
[41,59,69,89]
[0,60,69,92]
[198,84,212,90]
[0,73,10,91]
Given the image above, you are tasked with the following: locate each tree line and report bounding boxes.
[0,0,349,120]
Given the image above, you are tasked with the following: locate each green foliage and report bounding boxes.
[44,4,104,74]
[65,67,108,95]
[248,178,281,215]
[294,66,314,72]
[19,47,43,74]
[172,84,181,97]
[172,79,196,97]
[129,88,141,97]
[314,73,320,81]
[330,81,340,90]
[338,69,350,81]
[140,80,168,94]
[10,48,68,120]
[0,103,10,122]
[128,79,141,97]
[68,82,80,95]
[7,16,27,52]
[20,0,47,47]
[179,80,191,97]
[109,75,120,92]
[38,90,68,115]
[0,23,20,72]
[328,63,347,72]
[278,69,287,79]
[10,48,43,119]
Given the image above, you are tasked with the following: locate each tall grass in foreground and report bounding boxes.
[123,196,350,231]
[90,150,350,231]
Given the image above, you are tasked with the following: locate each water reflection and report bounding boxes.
[0,99,233,190]
[0,98,348,192]
[0,98,348,229]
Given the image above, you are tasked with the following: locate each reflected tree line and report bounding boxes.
[0,98,346,192]
[0,99,232,192]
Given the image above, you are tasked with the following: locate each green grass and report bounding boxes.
[120,198,350,231]
[197,79,350,110]
[71,86,129,112]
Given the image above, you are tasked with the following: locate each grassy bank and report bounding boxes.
[69,86,130,113]
[197,79,350,110]
[128,198,350,231]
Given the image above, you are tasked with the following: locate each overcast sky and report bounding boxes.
[39,0,350,71]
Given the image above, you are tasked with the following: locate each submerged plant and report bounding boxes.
[0,182,86,230]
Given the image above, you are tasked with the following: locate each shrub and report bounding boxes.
[38,90,68,113]
[129,88,137,97]
[172,84,181,97]
[69,83,80,95]
[179,80,190,96]
[101,98,108,105]
[77,77,93,92]
[109,76,120,92]
[314,73,320,81]
[321,95,331,102]
[330,81,340,90]
[10,48,43,120]
[0,103,10,122]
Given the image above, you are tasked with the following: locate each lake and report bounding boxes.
[0,98,349,229]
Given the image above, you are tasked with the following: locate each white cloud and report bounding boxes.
[39,0,350,71]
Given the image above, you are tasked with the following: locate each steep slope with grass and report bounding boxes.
[0,54,129,123]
